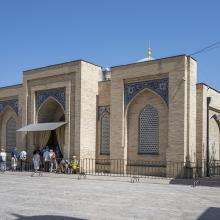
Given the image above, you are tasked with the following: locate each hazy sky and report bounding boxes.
[0,0,220,90]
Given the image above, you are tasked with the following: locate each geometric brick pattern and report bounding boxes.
[139,105,159,154]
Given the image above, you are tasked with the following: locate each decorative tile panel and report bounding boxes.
[100,114,110,155]
[125,78,168,105]
[98,106,110,155]
[0,99,18,115]
[98,105,110,119]
[35,88,65,111]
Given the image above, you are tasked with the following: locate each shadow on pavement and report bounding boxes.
[12,214,87,220]
[197,207,220,220]
[169,178,220,187]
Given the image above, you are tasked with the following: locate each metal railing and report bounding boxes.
[1,155,220,179]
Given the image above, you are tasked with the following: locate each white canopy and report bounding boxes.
[17,122,66,132]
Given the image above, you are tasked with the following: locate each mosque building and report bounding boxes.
[0,49,219,176]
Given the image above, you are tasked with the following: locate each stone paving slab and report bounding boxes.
[0,172,220,220]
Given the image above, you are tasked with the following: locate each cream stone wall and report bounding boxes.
[79,61,102,159]
[110,78,125,161]
[186,57,197,163]
[98,81,111,106]
[196,84,220,161]
[196,84,206,161]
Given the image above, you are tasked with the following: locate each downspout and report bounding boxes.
[206,96,211,177]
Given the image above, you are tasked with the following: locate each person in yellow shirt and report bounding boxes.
[70,155,78,174]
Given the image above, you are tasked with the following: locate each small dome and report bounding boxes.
[136,57,155,63]
[102,67,111,80]
[103,67,111,72]
[136,47,155,63]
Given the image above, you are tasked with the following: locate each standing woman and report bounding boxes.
[19,150,27,171]
[11,148,17,171]
[49,149,57,172]
[32,150,41,175]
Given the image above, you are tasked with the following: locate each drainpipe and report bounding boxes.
[206,96,211,177]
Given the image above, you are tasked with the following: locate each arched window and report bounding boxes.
[139,105,159,154]
[6,117,17,153]
[100,114,110,155]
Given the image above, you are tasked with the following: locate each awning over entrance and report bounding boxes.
[17,122,67,132]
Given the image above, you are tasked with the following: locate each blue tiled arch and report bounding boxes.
[35,88,65,111]
[0,99,18,115]
[124,78,168,106]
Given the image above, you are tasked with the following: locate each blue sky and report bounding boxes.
[0,0,220,89]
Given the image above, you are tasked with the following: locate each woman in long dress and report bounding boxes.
[33,151,41,173]
[11,148,17,171]
[11,156,17,171]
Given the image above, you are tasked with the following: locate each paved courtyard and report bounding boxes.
[0,172,219,220]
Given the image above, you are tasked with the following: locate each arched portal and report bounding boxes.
[125,88,168,162]
[36,97,65,158]
[0,106,18,153]
[37,97,65,123]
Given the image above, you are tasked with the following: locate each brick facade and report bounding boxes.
[0,55,219,177]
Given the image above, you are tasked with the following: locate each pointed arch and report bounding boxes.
[0,106,18,152]
[0,99,18,115]
[124,78,168,106]
[0,105,17,118]
[125,87,168,117]
[125,88,168,161]
[35,87,65,111]
[6,117,17,153]
[36,96,65,123]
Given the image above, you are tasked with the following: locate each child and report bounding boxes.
[70,155,78,174]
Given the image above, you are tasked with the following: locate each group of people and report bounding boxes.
[32,146,79,174]
[0,148,27,172]
[58,156,79,174]
[33,147,57,173]
[0,147,79,174]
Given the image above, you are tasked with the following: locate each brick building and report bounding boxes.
[0,52,219,176]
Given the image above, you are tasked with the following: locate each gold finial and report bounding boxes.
[147,40,152,60]
[147,47,152,60]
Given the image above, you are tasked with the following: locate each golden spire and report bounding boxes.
[147,40,152,61]
[147,47,152,60]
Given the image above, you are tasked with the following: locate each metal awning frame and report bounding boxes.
[17,122,67,132]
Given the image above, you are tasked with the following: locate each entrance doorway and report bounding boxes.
[36,97,65,158]
[46,130,63,159]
